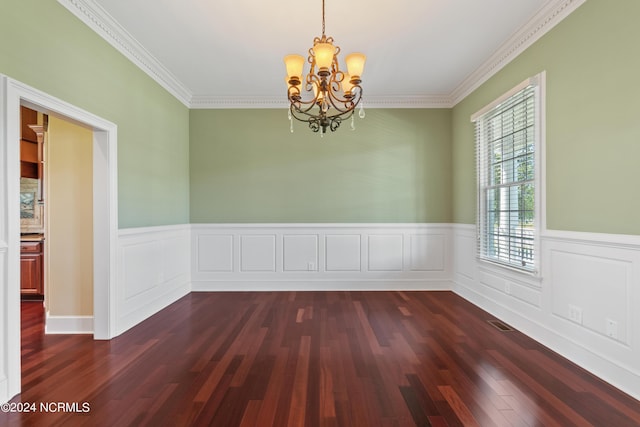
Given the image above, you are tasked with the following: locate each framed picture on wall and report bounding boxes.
[20,182,44,233]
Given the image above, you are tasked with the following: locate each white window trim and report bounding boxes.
[471,71,546,277]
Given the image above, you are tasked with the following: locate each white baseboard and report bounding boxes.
[45,313,94,334]
[192,279,452,292]
[116,283,191,335]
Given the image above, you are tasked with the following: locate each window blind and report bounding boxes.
[475,84,536,271]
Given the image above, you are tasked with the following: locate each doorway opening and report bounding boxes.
[1,75,118,402]
[19,108,96,333]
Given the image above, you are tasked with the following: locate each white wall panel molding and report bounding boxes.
[0,246,7,403]
[452,223,640,400]
[325,234,361,272]
[117,224,191,335]
[410,234,445,271]
[197,234,234,272]
[192,223,453,291]
[241,235,277,272]
[368,234,404,272]
[283,235,318,272]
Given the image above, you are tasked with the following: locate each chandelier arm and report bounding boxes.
[328,73,342,93]
[290,91,323,114]
[289,105,327,133]
[325,83,358,103]
[305,75,321,91]
[287,85,301,101]
[289,107,319,123]
[287,79,324,113]
[290,98,324,117]
[289,104,312,123]
[324,88,363,114]
[287,86,317,112]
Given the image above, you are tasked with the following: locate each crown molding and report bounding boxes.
[190,96,288,109]
[190,94,454,109]
[363,95,454,109]
[58,0,585,110]
[449,0,587,106]
[57,0,193,107]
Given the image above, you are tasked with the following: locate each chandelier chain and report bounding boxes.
[322,0,325,36]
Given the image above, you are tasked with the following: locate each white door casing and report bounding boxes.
[0,75,118,402]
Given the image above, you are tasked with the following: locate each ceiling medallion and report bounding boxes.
[284,0,366,135]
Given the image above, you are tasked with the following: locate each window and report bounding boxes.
[472,74,543,273]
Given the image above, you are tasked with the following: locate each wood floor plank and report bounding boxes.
[238,400,263,427]
[4,293,640,426]
[438,385,480,427]
[254,347,290,426]
[287,335,311,427]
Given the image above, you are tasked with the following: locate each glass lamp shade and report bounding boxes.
[345,53,366,80]
[284,54,305,81]
[342,74,355,94]
[313,42,337,70]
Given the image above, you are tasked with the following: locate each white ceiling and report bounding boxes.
[58,0,583,108]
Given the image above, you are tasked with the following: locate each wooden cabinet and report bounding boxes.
[20,106,43,179]
[21,106,38,142]
[20,240,44,296]
[20,140,39,179]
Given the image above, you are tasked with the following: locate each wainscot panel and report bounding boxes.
[191,224,453,291]
[117,225,191,335]
[0,245,8,402]
[453,224,640,400]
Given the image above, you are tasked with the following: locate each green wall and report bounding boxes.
[6,0,637,233]
[452,0,640,234]
[0,0,190,228]
[190,109,452,223]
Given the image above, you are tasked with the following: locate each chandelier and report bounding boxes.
[284,0,366,134]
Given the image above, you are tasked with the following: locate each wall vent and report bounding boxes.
[487,319,514,331]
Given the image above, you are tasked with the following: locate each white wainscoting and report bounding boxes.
[0,242,9,402]
[192,224,453,291]
[117,224,191,335]
[452,224,640,400]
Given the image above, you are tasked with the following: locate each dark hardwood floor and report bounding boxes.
[4,291,640,426]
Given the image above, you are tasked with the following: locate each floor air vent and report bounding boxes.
[487,319,514,331]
